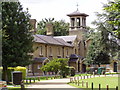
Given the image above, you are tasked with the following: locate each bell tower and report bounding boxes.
[67,8,88,40]
[67,7,89,57]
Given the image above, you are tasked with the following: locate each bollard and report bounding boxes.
[87,75,88,79]
[26,79,28,84]
[78,80,79,86]
[46,77,48,80]
[82,81,84,87]
[81,76,82,79]
[29,78,31,83]
[34,78,35,82]
[86,82,88,88]
[107,84,109,90]
[70,78,71,82]
[72,78,74,83]
[84,76,85,79]
[38,77,40,81]
[21,80,24,89]
[74,80,77,85]
[99,84,101,90]
[74,77,76,81]
[91,82,93,90]
[116,86,118,90]
[77,77,79,81]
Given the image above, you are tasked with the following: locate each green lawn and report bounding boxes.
[69,76,119,89]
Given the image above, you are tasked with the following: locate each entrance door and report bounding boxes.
[113,62,117,72]
[82,64,86,73]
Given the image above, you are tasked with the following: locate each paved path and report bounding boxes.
[26,74,119,89]
[27,78,82,90]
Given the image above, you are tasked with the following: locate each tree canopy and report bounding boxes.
[41,58,70,77]
[37,18,69,36]
[85,0,120,65]
[2,2,33,82]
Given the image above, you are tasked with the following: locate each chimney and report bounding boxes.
[46,23,54,36]
[29,19,37,34]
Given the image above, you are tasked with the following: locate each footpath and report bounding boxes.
[26,74,119,90]
[27,77,82,90]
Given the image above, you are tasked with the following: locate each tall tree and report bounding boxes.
[86,0,120,65]
[104,0,120,38]
[37,18,69,36]
[2,2,33,83]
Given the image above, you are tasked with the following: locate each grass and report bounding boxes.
[74,73,91,77]
[69,76,119,89]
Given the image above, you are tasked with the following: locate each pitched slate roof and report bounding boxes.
[54,35,77,43]
[33,34,73,47]
[67,10,89,17]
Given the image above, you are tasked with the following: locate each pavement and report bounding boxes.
[27,78,82,90]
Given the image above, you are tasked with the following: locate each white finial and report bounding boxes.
[76,3,79,11]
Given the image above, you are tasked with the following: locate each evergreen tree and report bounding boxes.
[2,2,33,82]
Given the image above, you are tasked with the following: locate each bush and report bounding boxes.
[86,67,91,73]
[14,66,27,79]
[69,67,75,76]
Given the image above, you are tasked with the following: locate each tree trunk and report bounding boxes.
[2,65,9,84]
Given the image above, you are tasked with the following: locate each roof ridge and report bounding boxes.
[35,35,48,43]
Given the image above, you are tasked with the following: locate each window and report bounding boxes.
[49,47,52,56]
[66,48,68,56]
[58,48,60,55]
[75,49,77,54]
[39,46,42,55]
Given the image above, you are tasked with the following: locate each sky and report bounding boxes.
[19,0,110,28]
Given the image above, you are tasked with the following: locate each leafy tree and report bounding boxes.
[2,2,33,83]
[41,58,70,77]
[86,0,120,66]
[37,18,69,36]
[104,0,120,38]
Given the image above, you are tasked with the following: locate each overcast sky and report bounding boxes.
[19,0,110,28]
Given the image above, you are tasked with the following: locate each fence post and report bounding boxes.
[34,78,35,82]
[29,78,31,83]
[87,75,88,79]
[39,77,41,81]
[99,84,101,90]
[91,82,93,90]
[77,77,79,81]
[86,82,88,88]
[74,77,76,81]
[116,86,118,90]
[78,80,79,86]
[84,76,85,79]
[82,81,84,87]
[26,79,28,84]
[46,76,48,80]
[107,84,109,90]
